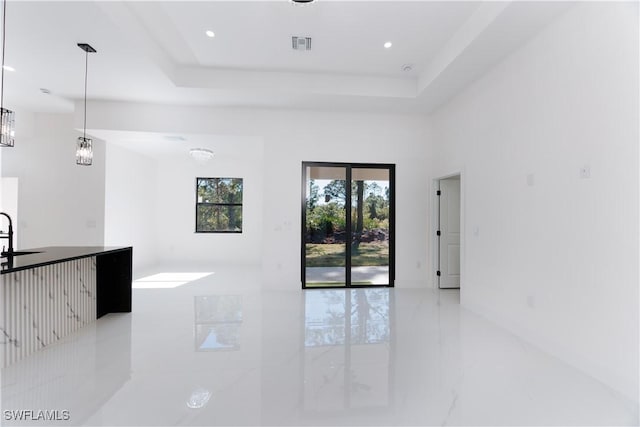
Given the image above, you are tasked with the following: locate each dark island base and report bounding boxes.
[97,249,132,318]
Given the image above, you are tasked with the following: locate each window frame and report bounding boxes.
[195,177,244,234]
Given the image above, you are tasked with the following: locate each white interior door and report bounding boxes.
[438,178,460,289]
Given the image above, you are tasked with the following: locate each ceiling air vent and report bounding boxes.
[292,36,312,51]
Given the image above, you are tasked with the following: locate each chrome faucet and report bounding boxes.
[0,212,14,256]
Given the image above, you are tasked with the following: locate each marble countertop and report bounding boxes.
[0,246,132,274]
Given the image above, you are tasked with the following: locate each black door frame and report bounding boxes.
[301,161,395,289]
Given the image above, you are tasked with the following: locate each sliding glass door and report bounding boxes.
[303,165,348,287]
[302,162,395,288]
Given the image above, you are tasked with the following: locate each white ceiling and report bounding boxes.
[148,1,479,75]
[93,129,262,160]
[2,1,573,115]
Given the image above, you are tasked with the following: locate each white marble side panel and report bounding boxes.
[1,257,96,367]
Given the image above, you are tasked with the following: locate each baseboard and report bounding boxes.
[394,279,430,288]
[462,296,639,404]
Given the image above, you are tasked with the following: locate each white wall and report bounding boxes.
[429,2,638,400]
[1,178,19,249]
[257,112,431,289]
[104,136,264,274]
[0,135,3,213]
[154,137,264,268]
[82,105,431,289]
[1,112,106,249]
[104,143,158,275]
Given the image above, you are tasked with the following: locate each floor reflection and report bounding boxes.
[303,289,393,414]
[2,270,636,426]
[186,387,212,409]
[1,314,132,426]
[194,295,242,351]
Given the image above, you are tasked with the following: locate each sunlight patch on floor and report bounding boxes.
[133,272,214,289]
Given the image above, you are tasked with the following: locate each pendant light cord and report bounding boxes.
[1,0,6,116]
[83,50,88,140]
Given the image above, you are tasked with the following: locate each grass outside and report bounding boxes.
[305,242,389,267]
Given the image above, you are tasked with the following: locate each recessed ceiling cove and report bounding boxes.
[5,1,573,114]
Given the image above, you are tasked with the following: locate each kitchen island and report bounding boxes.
[0,246,132,367]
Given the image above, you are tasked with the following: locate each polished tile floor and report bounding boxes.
[1,267,638,426]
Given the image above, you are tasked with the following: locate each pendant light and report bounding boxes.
[0,0,14,148]
[76,43,96,166]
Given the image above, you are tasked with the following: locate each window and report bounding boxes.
[196,178,243,233]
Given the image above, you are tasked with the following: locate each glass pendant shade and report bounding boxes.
[0,0,13,149]
[76,136,93,166]
[0,107,14,147]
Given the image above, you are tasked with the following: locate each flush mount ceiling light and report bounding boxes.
[0,0,15,148]
[383,41,393,49]
[189,148,214,163]
[76,43,96,166]
[205,30,215,38]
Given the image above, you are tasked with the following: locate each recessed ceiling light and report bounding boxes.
[383,41,392,49]
[205,30,215,38]
[2,65,14,72]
